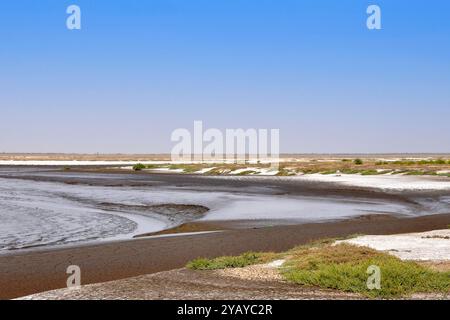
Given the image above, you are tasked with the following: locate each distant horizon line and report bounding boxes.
[2,152,450,156]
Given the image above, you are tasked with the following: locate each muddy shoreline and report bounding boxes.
[0,166,444,200]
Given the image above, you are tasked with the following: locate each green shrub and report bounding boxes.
[360,170,379,175]
[187,241,450,299]
[282,243,450,298]
[187,252,265,270]
[133,163,146,171]
[353,159,363,165]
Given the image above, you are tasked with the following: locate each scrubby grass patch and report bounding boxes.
[282,243,449,298]
[187,240,450,298]
[236,170,258,176]
[299,168,321,174]
[133,163,167,171]
[133,163,146,171]
[376,159,450,166]
[187,252,277,270]
[360,170,379,175]
[405,170,437,176]
[340,168,361,174]
[276,168,295,176]
[205,167,229,175]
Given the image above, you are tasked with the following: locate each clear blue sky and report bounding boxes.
[1,0,449,153]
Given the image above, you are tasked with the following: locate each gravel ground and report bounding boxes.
[18,267,363,300]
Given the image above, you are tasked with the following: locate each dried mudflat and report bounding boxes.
[19,267,363,300]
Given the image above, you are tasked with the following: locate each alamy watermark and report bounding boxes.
[66,5,81,30]
[66,265,81,289]
[366,265,381,290]
[65,5,381,31]
[171,121,280,169]
[367,5,381,30]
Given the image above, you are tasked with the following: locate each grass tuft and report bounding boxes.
[133,163,146,171]
[187,252,277,270]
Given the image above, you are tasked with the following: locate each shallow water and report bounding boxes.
[0,170,447,253]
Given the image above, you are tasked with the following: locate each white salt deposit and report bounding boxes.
[293,174,450,191]
[338,229,450,261]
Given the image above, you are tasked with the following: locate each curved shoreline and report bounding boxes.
[0,169,449,246]
[1,168,448,253]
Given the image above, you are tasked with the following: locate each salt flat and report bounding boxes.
[339,229,450,261]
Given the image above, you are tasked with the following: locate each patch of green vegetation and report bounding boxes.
[276,168,295,176]
[353,159,363,165]
[377,159,450,166]
[236,170,258,176]
[360,170,379,175]
[341,159,351,162]
[357,169,391,175]
[282,243,450,298]
[405,170,437,176]
[396,160,417,165]
[434,159,447,165]
[187,239,450,299]
[204,168,222,175]
[133,163,146,171]
[340,168,361,174]
[299,169,321,174]
[186,252,274,270]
